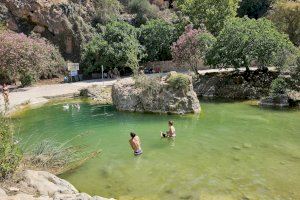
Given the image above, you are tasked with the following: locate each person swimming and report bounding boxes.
[129,132,142,156]
[161,121,176,138]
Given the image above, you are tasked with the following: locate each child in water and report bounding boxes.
[161,121,176,138]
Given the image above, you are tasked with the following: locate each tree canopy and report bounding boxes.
[237,0,274,19]
[139,19,177,61]
[81,21,145,74]
[205,17,296,71]
[176,0,239,35]
[269,0,300,46]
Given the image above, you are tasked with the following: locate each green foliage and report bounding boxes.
[0,116,22,179]
[134,73,162,94]
[269,1,300,46]
[206,17,296,71]
[237,0,274,19]
[128,0,159,26]
[139,19,177,61]
[81,21,145,74]
[93,0,123,25]
[20,73,35,87]
[270,77,288,96]
[176,0,239,35]
[166,73,190,91]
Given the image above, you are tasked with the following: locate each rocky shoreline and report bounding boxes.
[0,170,114,200]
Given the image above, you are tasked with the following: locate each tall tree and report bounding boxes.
[205,17,296,71]
[269,0,300,46]
[176,0,239,35]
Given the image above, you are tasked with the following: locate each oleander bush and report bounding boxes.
[0,31,65,86]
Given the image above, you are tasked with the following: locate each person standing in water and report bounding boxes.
[161,121,176,138]
[2,83,9,111]
[129,132,142,156]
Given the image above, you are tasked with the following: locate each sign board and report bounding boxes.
[70,71,78,76]
[67,63,79,71]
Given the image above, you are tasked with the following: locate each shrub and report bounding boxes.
[0,115,22,179]
[134,73,162,94]
[128,0,159,26]
[139,19,177,61]
[0,31,65,86]
[20,73,35,87]
[171,25,216,74]
[270,77,288,96]
[81,21,145,75]
[93,0,123,25]
[237,0,274,19]
[166,72,190,91]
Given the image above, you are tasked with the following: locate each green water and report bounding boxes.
[14,101,300,200]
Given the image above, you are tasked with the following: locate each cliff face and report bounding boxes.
[1,0,95,61]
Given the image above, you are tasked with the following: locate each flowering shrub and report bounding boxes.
[171,25,216,74]
[0,31,65,86]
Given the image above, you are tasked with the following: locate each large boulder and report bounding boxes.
[2,0,95,61]
[112,72,201,114]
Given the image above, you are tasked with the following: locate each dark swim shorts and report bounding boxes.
[134,149,143,156]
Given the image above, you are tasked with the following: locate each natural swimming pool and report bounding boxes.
[14,101,300,199]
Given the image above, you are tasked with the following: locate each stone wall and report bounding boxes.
[194,70,279,99]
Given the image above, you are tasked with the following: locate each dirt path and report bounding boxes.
[0,78,129,114]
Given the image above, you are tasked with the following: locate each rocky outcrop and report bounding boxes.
[2,0,95,61]
[0,170,114,200]
[194,69,279,99]
[112,72,201,114]
[259,91,300,108]
[79,85,112,104]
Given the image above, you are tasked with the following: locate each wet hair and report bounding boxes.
[130,132,136,138]
[168,121,174,126]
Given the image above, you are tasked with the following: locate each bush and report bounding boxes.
[128,0,159,26]
[0,31,65,86]
[20,73,35,87]
[81,21,145,75]
[0,115,22,179]
[237,0,274,19]
[93,0,123,25]
[134,73,162,94]
[270,77,288,96]
[166,72,190,91]
[139,19,177,61]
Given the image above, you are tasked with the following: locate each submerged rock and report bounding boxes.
[112,72,201,114]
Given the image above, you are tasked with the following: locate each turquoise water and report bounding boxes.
[14,101,300,200]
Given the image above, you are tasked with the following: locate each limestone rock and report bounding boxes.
[21,170,78,196]
[0,187,7,197]
[2,0,95,61]
[80,86,112,104]
[259,94,290,107]
[112,73,201,114]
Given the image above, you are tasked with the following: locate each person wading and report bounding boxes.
[129,132,143,156]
